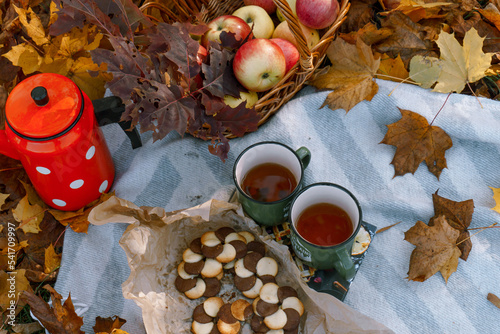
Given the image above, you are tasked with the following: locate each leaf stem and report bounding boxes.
[456,223,498,246]
[430,92,451,126]
[54,224,70,247]
[466,81,483,109]
[468,225,500,230]
[374,73,418,84]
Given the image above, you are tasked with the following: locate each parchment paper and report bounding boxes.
[88,196,393,334]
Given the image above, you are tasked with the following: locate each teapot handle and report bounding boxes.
[93,96,142,149]
[0,130,21,160]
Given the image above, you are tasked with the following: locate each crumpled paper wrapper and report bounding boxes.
[89,196,393,334]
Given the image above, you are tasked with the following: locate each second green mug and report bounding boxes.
[233,141,311,226]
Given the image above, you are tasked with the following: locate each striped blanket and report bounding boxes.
[55,79,500,334]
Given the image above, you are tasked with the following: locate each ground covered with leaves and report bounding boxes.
[1,0,500,333]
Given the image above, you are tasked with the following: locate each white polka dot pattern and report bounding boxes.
[99,180,109,193]
[70,179,84,189]
[36,166,51,175]
[52,199,66,207]
[86,146,96,160]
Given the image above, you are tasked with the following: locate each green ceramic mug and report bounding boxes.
[289,183,362,280]
[233,141,311,226]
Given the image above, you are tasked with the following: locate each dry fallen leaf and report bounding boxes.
[21,285,84,334]
[410,27,494,93]
[488,293,500,309]
[44,243,62,274]
[310,37,380,112]
[0,269,32,317]
[49,191,115,233]
[478,4,500,32]
[11,322,45,334]
[490,186,500,214]
[428,191,474,261]
[93,315,127,334]
[404,215,461,283]
[0,193,9,207]
[387,0,453,22]
[13,5,50,46]
[3,19,109,100]
[374,11,436,65]
[409,55,442,89]
[12,196,46,234]
[380,108,453,179]
[377,54,410,81]
[376,221,402,234]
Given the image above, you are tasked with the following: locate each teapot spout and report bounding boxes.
[0,130,21,160]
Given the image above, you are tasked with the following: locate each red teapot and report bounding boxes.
[0,73,141,211]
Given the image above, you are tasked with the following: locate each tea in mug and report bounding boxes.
[241,162,297,202]
[296,202,353,246]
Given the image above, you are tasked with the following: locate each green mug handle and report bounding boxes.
[333,247,356,280]
[296,147,311,169]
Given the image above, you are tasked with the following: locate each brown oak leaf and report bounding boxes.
[310,37,380,112]
[404,215,461,283]
[429,191,474,261]
[380,108,453,179]
[21,285,84,334]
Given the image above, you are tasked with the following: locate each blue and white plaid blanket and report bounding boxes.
[55,79,500,334]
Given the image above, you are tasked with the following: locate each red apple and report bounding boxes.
[233,38,286,92]
[243,0,277,14]
[201,15,253,47]
[270,38,299,73]
[296,0,339,29]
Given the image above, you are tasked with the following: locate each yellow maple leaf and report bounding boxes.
[410,28,493,93]
[409,55,442,89]
[3,44,43,75]
[3,25,108,100]
[377,53,409,81]
[44,243,62,274]
[68,57,110,101]
[13,5,50,46]
[310,38,380,112]
[12,196,46,234]
[490,186,500,213]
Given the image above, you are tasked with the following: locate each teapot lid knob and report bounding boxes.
[31,86,49,106]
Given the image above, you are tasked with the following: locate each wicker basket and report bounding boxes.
[140,0,350,138]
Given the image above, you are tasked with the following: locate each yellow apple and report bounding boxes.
[224,91,259,108]
[233,5,275,39]
[276,0,297,21]
[272,20,319,49]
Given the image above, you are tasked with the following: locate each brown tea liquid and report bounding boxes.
[296,203,353,246]
[241,163,297,202]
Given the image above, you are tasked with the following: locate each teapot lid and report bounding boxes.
[5,73,82,139]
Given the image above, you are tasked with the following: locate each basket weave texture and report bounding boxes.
[140,0,350,138]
